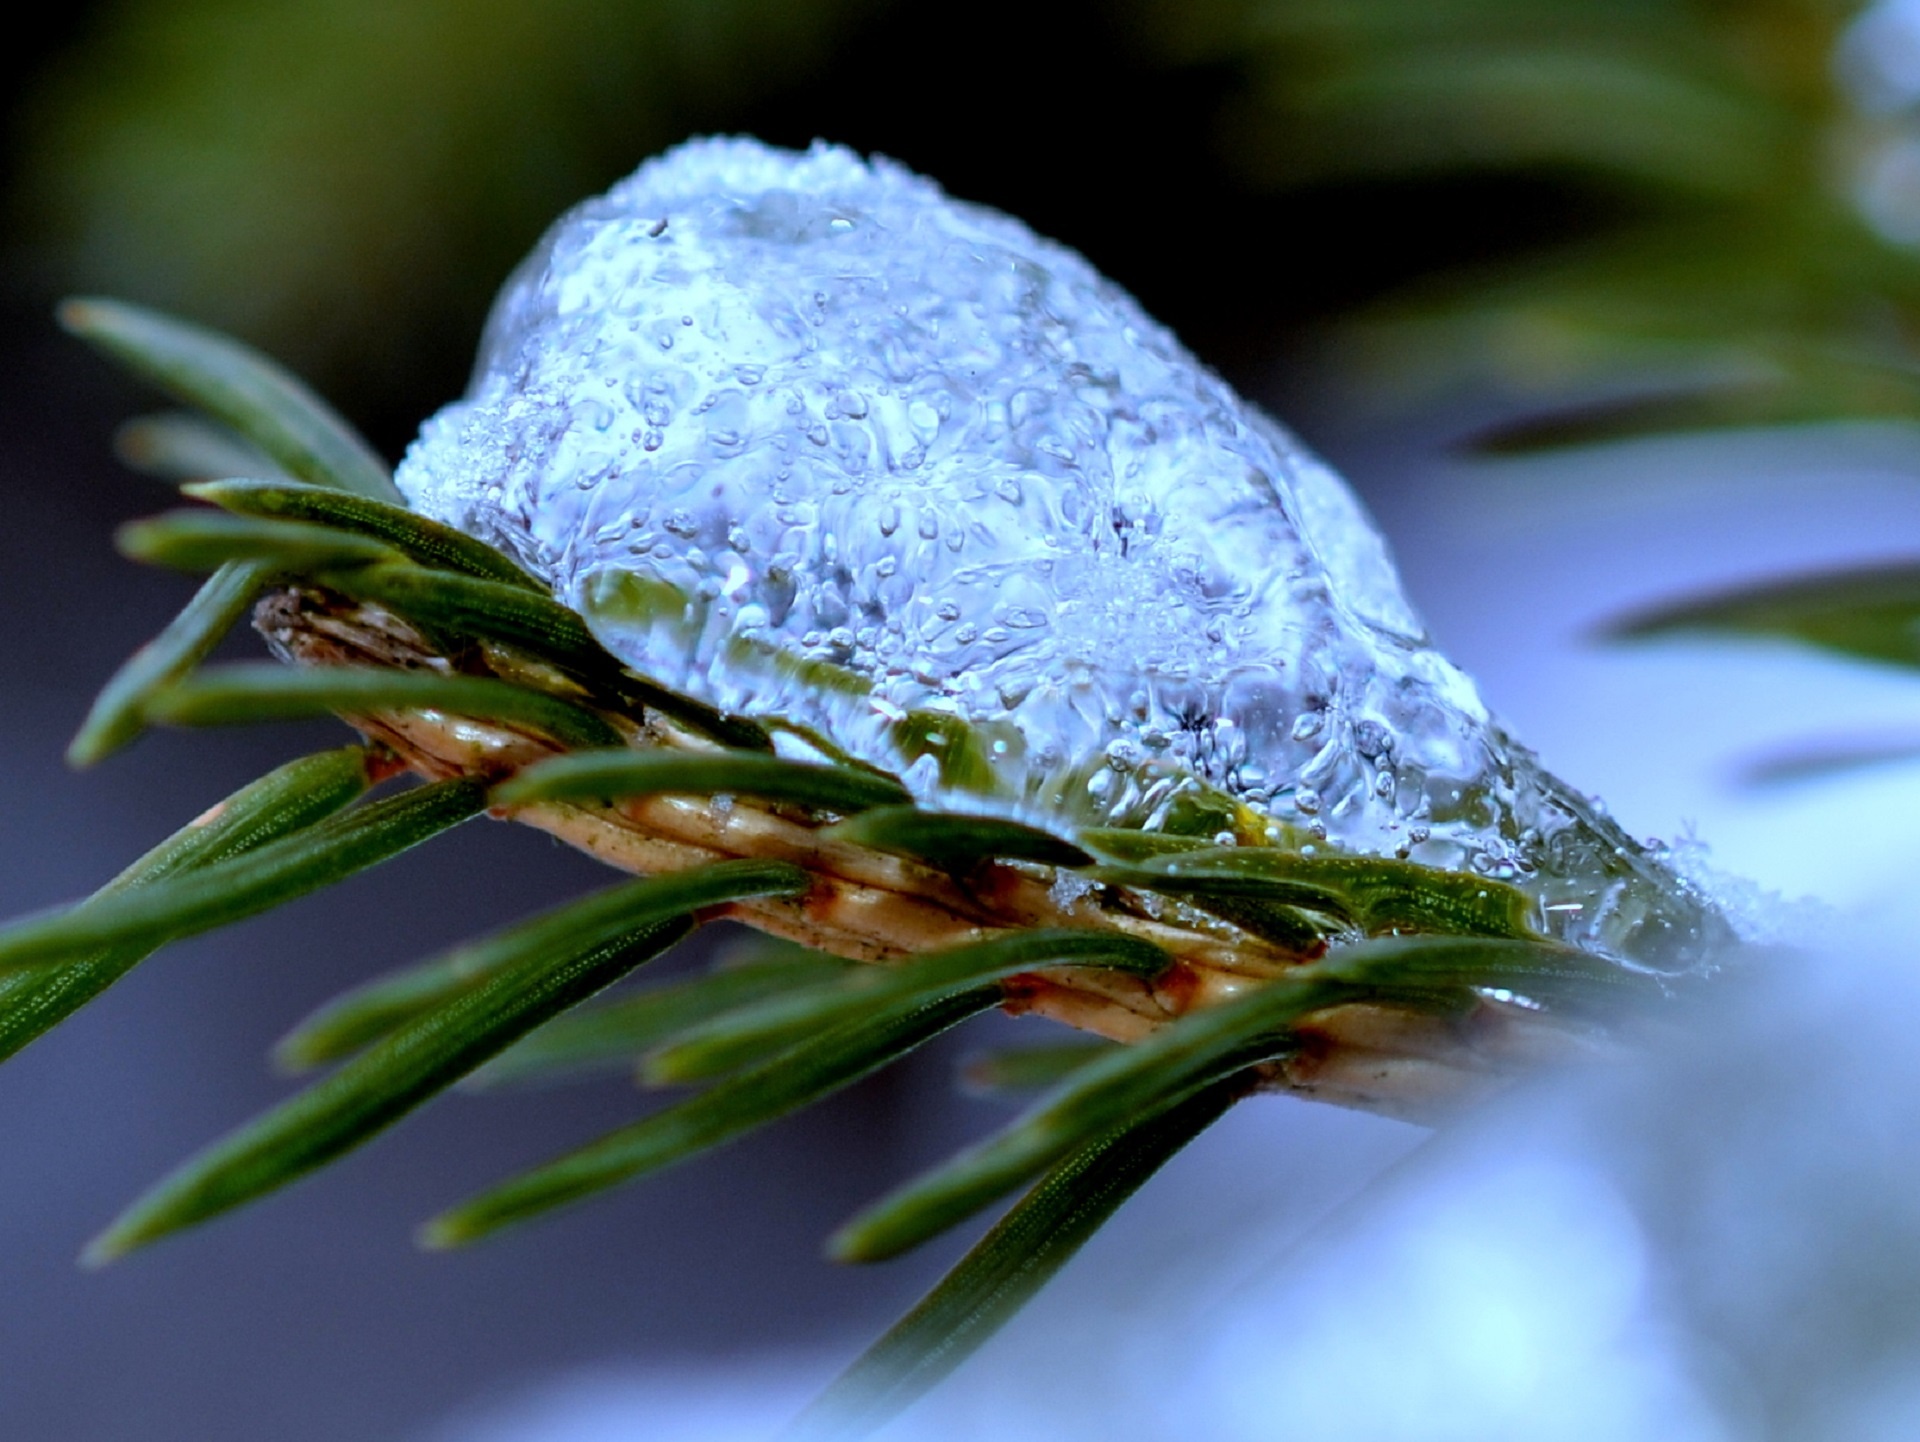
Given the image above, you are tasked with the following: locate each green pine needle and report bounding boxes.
[1088,856,1356,921]
[57,297,400,504]
[83,862,808,1263]
[793,1079,1244,1439]
[117,509,402,574]
[185,479,543,591]
[0,747,374,1062]
[319,563,768,750]
[1095,847,1542,939]
[827,934,1606,1263]
[0,777,486,971]
[421,987,997,1249]
[114,411,287,484]
[67,559,272,767]
[465,947,855,1089]
[825,806,1094,873]
[1611,563,1920,672]
[326,564,622,679]
[645,930,1170,1085]
[492,748,911,815]
[272,859,812,1071]
[142,663,624,752]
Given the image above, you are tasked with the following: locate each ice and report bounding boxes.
[395,137,1725,968]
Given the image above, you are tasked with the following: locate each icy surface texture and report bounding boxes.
[396,137,1723,968]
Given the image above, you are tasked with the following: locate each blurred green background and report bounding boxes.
[13,0,1913,451]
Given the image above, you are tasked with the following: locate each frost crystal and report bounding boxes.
[397,137,1723,968]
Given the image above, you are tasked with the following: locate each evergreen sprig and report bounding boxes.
[2,297,1679,1436]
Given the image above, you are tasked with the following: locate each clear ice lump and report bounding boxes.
[395,136,1726,969]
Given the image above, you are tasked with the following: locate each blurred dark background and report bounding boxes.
[2,2,1916,1438]
[2,0,1740,445]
